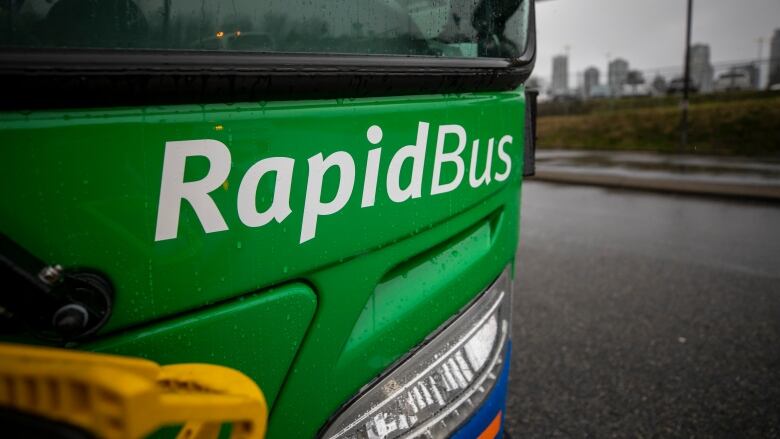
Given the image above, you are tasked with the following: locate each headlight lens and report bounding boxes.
[321,267,512,439]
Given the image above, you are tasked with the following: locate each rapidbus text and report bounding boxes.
[154,122,513,243]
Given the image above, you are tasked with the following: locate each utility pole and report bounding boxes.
[564,45,571,95]
[757,37,765,88]
[680,0,693,151]
[605,52,612,99]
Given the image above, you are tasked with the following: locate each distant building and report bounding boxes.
[607,58,629,97]
[690,44,714,93]
[588,84,611,99]
[551,55,569,96]
[583,66,599,98]
[769,29,780,87]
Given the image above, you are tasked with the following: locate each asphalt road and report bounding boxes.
[506,181,780,438]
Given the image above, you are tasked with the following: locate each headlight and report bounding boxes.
[321,267,512,439]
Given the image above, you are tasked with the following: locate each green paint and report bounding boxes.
[0,89,526,437]
[88,283,316,408]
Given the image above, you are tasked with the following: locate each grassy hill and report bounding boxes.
[537,92,780,156]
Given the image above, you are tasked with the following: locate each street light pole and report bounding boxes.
[756,37,765,88]
[680,0,693,150]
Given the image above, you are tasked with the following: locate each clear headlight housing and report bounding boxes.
[321,267,512,439]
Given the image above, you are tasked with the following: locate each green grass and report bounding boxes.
[537,95,780,156]
[538,90,780,116]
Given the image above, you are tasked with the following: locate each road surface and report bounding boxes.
[507,181,780,437]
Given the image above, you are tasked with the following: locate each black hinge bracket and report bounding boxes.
[0,234,113,341]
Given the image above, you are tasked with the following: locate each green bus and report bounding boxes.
[0,0,536,437]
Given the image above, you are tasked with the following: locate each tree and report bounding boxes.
[626,70,645,94]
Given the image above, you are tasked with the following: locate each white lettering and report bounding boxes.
[469,138,494,188]
[301,151,356,243]
[387,122,429,203]
[155,139,230,241]
[494,135,513,182]
[154,124,515,244]
[237,157,294,228]
[362,125,383,207]
[431,124,467,195]
[362,148,382,207]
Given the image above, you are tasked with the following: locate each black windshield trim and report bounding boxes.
[1,50,518,73]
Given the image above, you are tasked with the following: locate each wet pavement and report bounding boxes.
[506,181,780,437]
[534,150,780,200]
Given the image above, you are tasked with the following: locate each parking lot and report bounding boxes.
[506,182,780,437]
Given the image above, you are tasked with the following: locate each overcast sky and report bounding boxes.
[535,0,780,83]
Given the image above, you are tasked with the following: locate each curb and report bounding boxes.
[531,169,780,201]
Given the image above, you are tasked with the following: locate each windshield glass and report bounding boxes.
[0,0,530,59]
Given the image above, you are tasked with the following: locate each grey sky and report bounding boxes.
[535,0,780,83]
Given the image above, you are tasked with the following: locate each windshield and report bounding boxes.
[0,0,530,59]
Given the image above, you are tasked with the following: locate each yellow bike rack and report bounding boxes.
[0,343,267,439]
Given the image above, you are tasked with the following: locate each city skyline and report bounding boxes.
[536,0,780,82]
[543,37,776,98]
